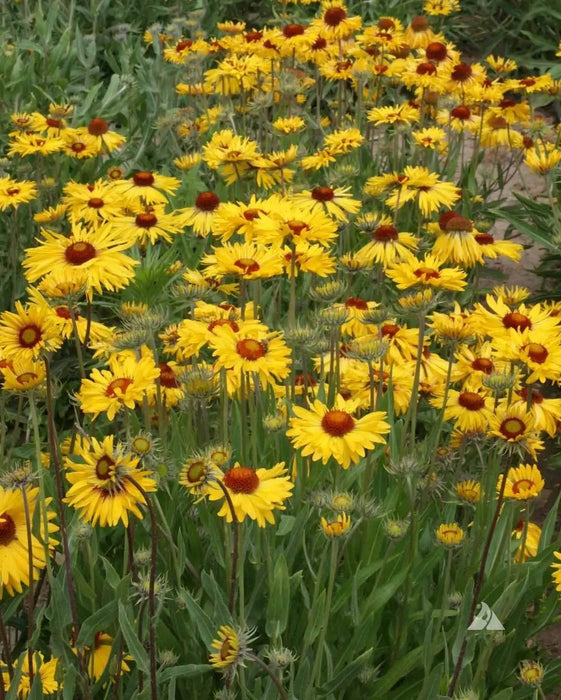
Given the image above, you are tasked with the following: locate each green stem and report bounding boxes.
[309,540,339,694]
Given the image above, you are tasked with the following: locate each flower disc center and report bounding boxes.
[223,466,259,494]
[236,338,266,360]
[321,410,355,436]
[0,513,16,546]
[65,241,96,265]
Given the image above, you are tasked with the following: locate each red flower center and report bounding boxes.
[524,342,548,364]
[471,357,493,373]
[208,319,240,333]
[512,478,535,495]
[499,98,516,109]
[520,387,543,404]
[321,410,355,436]
[223,466,259,493]
[17,372,38,384]
[311,186,335,202]
[46,118,62,128]
[451,63,473,82]
[88,118,109,136]
[72,143,86,153]
[324,6,347,26]
[18,324,42,348]
[176,39,193,51]
[195,191,220,212]
[426,41,447,62]
[413,266,440,280]
[245,30,263,42]
[65,241,96,265]
[411,15,430,31]
[475,233,494,245]
[236,338,266,360]
[283,23,305,37]
[234,257,260,274]
[88,197,105,209]
[520,78,536,87]
[444,215,472,232]
[417,62,437,76]
[159,362,179,388]
[381,323,399,338]
[106,377,133,397]
[378,18,396,30]
[450,105,471,120]
[287,220,309,236]
[6,188,20,196]
[294,372,317,386]
[345,297,368,310]
[312,37,327,50]
[500,417,526,439]
[55,306,77,319]
[458,392,485,410]
[373,225,398,241]
[136,213,158,228]
[488,115,507,129]
[133,171,155,187]
[243,209,261,221]
[0,514,16,546]
[502,312,531,331]
[95,455,115,480]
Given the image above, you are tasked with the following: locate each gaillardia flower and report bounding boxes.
[205,462,294,527]
[64,435,157,527]
[287,394,390,469]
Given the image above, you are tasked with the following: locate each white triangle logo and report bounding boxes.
[467,601,504,631]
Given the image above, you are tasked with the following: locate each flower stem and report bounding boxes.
[247,653,287,700]
[447,454,514,697]
[20,486,35,685]
[309,540,339,694]
[126,477,158,700]
[215,480,240,615]
[43,359,92,700]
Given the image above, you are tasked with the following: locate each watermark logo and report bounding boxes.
[467,601,504,631]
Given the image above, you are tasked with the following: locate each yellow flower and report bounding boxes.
[311,1,362,40]
[321,512,351,537]
[367,103,420,126]
[287,394,390,469]
[23,223,138,300]
[456,480,481,504]
[179,191,223,237]
[113,170,180,205]
[210,322,291,393]
[1,356,46,392]
[386,253,467,291]
[205,463,294,527]
[0,177,37,210]
[62,179,122,224]
[430,388,493,432]
[0,301,62,362]
[294,185,361,222]
[64,435,157,527]
[2,652,60,697]
[209,626,247,670]
[487,403,543,459]
[513,520,541,562]
[202,241,284,280]
[273,116,306,133]
[76,353,160,421]
[497,464,545,500]
[435,522,464,546]
[81,632,131,681]
[0,486,47,596]
[518,659,544,686]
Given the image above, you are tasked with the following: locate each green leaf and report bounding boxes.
[372,646,424,695]
[317,648,373,696]
[76,600,118,647]
[177,588,217,648]
[266,553,290,638]
[118,602,150,675]
[158,664,210,683]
